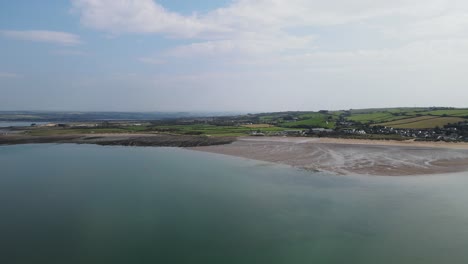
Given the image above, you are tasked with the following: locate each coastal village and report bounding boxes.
[248,120,468,142]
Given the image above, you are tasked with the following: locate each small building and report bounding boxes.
[310,128,334,133]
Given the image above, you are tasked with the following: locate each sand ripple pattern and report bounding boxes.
[193,138,468,176]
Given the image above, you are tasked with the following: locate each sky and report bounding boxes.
[1,0,468,112]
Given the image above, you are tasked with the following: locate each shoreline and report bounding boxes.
[4,133,468,149]
[0,133,235,148]
[3,134,468,176]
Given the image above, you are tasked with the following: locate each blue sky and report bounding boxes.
[1,0,468,112]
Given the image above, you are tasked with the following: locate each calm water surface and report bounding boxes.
[1,144,468,264]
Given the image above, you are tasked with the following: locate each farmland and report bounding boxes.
[257,112,337,129]
[377,116,466,129]
[342,108,468,128]
[253,108,468,129]
[346,112,406,123]
[4,107,468,140]
[25,124,290,137]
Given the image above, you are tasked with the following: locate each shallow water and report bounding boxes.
[1,144,468,264]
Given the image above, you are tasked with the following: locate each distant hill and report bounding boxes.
[0,111,238,122]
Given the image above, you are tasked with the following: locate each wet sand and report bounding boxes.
[192,137,468,176]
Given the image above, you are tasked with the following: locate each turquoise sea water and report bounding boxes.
[1,144,468,264]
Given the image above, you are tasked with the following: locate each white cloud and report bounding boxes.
[0,30,82,45]
[73,0,468,57]
[383,13,468,40]
[72,0,464,36]
[71,0,225,37]
[71,0,468,71]
[164,33,316,58]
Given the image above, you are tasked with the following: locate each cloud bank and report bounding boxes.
[71,0,468,59]
[6,0,462,111]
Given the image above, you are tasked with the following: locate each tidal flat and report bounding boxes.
[193,137,468,176]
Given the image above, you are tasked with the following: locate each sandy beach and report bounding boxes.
[192,137,468,176]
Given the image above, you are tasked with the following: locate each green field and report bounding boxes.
[344,108,468,126]
[346,112,409,123]
[26,124,290,137]
[280,119,334,129]
[377,116,465,129]
[280,113,335,129]
[256,112,336,129]
[425,109,468,117]
[147,124,287,136]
